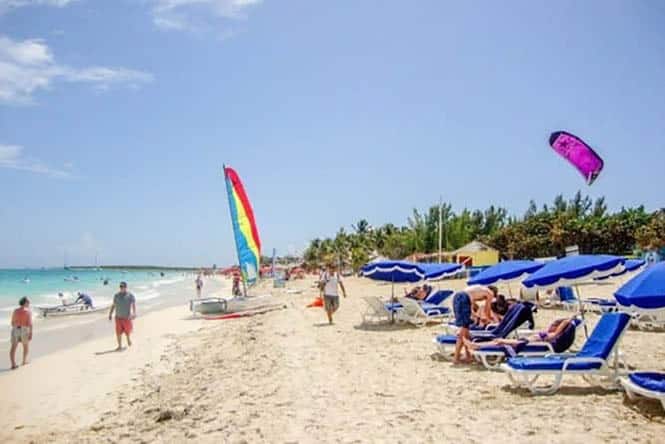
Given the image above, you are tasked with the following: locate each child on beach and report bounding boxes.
[10,297,33,369]
[452,285,497,364]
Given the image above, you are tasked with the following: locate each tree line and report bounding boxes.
[303,192,665,271]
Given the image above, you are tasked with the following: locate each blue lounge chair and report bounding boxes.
[385,289,453,313]
[397,297,452,327]
[584,297,618,313]
[500,312,631,395]
[472,317,583,370]
[557,286,579,310]
[433,302,535,355]
[620,372,665,410]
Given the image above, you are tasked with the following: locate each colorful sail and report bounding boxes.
[224,165,261,287]
[549,131,604,185]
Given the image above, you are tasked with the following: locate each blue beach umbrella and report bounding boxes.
[594,259,645,281]
[615,262,665,310]
[361,261,463,321]
[361,261,462,284]
[523,255,625,289]
[523,255,626,336]
[360,261,464,320]
[468,260,545,286]
[420,263,464,281]
[361,261,428,284]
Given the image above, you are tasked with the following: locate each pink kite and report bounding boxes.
[549,131,604,185]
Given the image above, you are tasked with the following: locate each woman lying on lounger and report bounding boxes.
[463,317,574,350]
[404,284,432,301]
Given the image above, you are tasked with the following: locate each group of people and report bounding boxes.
[450,284,575,364]
[9,281,137,369]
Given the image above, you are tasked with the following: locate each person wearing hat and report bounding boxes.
[108,282,136,351]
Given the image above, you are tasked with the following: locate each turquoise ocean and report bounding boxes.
[0,268,187,321]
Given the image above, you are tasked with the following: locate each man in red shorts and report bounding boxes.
[108,281,136,351]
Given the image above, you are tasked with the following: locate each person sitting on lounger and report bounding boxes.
[404,284,431,301]
[462,317,574,351]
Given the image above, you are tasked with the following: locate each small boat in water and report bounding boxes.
[37,302,109,318]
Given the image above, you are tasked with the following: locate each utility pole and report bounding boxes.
[438,196,443,263]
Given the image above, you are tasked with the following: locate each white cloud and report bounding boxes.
[0,0,76,14]
[0,35,153,104]
[0,143,73,178]
[152,0,261,33]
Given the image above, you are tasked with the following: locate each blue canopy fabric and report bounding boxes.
[595,259,646,281]
[361,261,462,283]
[467,260,545,286]
[615,262,665,309]
[522,255,625,289]
[419,262,463,281]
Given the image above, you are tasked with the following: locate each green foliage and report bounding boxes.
[302,193,658,270]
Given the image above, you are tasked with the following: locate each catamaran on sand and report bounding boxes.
[190,165,284,318]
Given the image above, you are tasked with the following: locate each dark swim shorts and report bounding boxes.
[453,291,472,328]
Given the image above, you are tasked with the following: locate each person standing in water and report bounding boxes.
[10,297,33,369]
[108,282,136,351]
[195,274,204,298]
[322,264,347,324]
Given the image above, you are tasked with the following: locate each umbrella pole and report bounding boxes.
[391,275,395,324]
[576,284,589,338]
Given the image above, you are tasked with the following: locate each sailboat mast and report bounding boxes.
[223,164,262,298]
[224,164,245,296]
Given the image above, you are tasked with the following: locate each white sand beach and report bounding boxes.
[2,276,664,443]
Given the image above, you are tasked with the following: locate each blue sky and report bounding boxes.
[1,0,664,268]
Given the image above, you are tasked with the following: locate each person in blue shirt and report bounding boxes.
[75,292,94,309]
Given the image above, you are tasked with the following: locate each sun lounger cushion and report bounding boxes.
[384,302,402,312]
[424,290,453,306]
[420,303,450,315]
[628,372,665,393]
[557,287,577,302]
[506,356,604,371]
[576,312,630,359]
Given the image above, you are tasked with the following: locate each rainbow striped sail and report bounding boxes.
[224,165,261,287]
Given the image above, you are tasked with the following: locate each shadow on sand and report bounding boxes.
[352,322,418,332]
[622,396,665,420]
[95,348,124,355]
[500,384,618,398]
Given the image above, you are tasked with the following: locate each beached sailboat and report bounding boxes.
[191,165,282,317]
